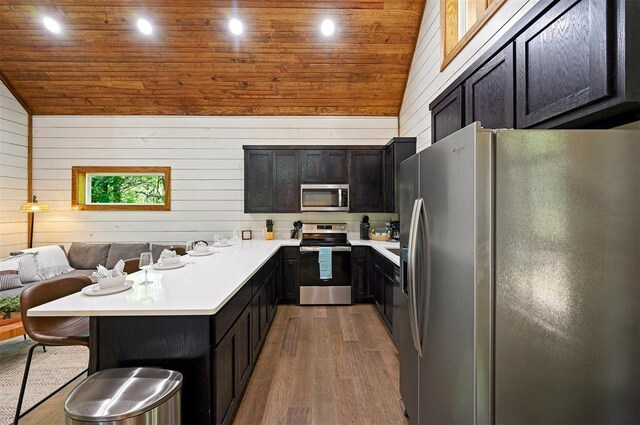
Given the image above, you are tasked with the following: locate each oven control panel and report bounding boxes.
[303,223,347,233]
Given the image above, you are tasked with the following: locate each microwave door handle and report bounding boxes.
[338,189,342,208]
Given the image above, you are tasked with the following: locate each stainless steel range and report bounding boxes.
[299,223,351,305]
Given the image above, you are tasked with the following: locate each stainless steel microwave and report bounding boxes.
[300,184,349,212]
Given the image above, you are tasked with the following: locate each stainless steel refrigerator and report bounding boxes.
[394,122,640,424]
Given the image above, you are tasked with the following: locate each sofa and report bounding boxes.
[1,242,185,298]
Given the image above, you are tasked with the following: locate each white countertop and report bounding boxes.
[28,239,399,317]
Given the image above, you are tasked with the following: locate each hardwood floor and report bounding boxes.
[233,304,408,425]
[19,375,85,425]
[18,305,407,425]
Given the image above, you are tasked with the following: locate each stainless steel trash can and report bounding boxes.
[65,367,182,425]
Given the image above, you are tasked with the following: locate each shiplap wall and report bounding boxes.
[31,116,397,247]
[0,82,29,257]
[400,0,539,150]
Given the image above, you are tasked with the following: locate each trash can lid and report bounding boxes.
[65,367,183,422]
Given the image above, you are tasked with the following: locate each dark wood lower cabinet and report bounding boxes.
[281,247,300,303]
[354,248,397,332]
[89,250,282,425]
[351,246,370,302]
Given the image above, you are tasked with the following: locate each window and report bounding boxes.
[72,166,171,211]
[441,0,507,70]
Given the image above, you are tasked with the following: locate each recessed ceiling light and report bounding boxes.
[321,19,335,36]
[229,18,243,35]
[137,18,153,35]
[42,17,61,34]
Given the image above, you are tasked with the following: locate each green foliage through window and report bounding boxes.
[89,175,166,204]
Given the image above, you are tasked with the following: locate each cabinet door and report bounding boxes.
[281,255,299,304]
[431,85,464,143]
[384,145,394,213]
[244,151,273,213]
[273,151,299,212]
[384,273,394,326]
[324,150,348,183]
[372,264,385,316]
[352,257,370,302]
[215,325,236,425]
[515,0,610,127]
[235,307,252,395]
[349,150,384,212]
[300,150,325,183]
[466,44,515,129]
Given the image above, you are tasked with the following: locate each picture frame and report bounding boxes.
[241,230,252,240]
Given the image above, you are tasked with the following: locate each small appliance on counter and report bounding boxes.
[360,215,370,240]
[290,220,303,239]
[265,219,274,240]
[387,220,400,241]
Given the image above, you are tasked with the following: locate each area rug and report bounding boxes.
[0,335,88,425]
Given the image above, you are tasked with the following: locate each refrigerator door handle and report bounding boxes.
[408,199,422,357]
[416,197,431,354]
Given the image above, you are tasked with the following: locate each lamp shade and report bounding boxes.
[19,196,50,213]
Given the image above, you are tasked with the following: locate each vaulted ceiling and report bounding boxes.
[0,0,425,116]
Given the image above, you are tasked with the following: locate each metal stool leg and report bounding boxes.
[14,343,43,425]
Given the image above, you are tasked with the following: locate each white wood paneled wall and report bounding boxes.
[0,82,28,257]
[400,0,539,151]
[32,116,397,247]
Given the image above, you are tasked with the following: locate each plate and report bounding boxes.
[82,281,133,296]
[153,262,186,270]
[188,250,213,257]
[212,243,232,248]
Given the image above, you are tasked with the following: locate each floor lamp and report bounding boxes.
[20,195,50,248]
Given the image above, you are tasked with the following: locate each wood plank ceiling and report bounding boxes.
[0,0,426,116]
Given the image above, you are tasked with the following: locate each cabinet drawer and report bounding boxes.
[212,282,252,346]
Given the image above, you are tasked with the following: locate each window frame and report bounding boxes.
[440,0,508,70]
[71,166,171,211]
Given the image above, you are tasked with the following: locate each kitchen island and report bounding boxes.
[29,239,399,424]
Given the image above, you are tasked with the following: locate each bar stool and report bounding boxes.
[15,275,92,425]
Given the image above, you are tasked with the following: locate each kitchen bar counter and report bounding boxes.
[29,238,399,317]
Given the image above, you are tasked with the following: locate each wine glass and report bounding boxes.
[185,240,195,263]
[138,252,153,285]
[213,234,222,246]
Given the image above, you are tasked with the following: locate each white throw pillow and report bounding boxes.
[23,245,74,280]
[0,253,41,283]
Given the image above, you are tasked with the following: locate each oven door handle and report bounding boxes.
[299,246,352,252]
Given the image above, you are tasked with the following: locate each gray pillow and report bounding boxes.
[151,244,185,263]
[106,243,150,269]
[0,270,22,290]
[68,243,110,269]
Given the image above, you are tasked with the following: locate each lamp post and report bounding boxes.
[19,195,50,248]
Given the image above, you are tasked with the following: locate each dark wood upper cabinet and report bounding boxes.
[431,0,639,134]
[385,138,416,213]
[466,44,515,129]
[300,150,324,183]
[300,149,348,184]
[431,85,465,143]
[516,0,610,127]
[244,151,273,213]
[324,150,348,184]
[349,150,384,212]
[273,150,299,212]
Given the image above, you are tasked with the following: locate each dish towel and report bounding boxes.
[318,247,332,280]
